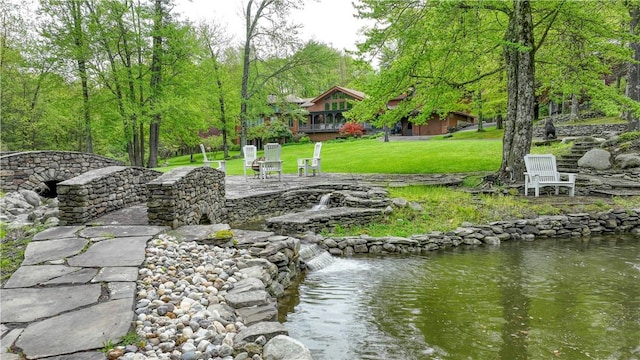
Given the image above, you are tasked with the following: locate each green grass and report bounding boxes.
[1,223,33,284]
[160,137,504,174]
[433,125,505,140]
[562,116,626,125]
[329,185,640,237]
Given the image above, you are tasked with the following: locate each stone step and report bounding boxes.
[558,167,579,173]
[558,155,583,161]
[590,189,640,197]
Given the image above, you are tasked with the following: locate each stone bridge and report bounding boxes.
[0,151,124,196]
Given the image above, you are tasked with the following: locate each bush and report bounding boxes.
[294,133,311,143]
[339,122,365,137]
[618,131,640,143]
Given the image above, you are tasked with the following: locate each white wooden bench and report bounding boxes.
[524,154,575,197]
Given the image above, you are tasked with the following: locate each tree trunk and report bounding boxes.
[240,2,254,151]
[240,44,250,150]
[570,93,580,120]
[499,0,535,184]
[213,60,229,158]
[147,0,163,168]
[70,1,92,153]
[476,90,484,132]
[626,4,640,131]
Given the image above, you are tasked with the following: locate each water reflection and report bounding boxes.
[278,236,640,360]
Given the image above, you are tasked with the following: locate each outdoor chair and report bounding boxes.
[199,144,226,174]
[297,142,322,176]
[524,154,575,197]
[260,143,283,182]
[243,145,257,179]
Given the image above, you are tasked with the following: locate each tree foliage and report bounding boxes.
[350,0,633,181]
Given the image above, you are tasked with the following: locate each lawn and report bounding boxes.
[163,126,576,175]
[163,136,505,174]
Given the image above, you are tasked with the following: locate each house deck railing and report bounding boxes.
[298,122,377,133]
[298,123,344,132]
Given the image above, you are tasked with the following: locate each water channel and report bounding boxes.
[277,235,640,360]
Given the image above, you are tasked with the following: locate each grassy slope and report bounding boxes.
[166,132,503,174]
[164,125,574,175]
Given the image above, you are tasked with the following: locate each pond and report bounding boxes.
[278,235,640,360]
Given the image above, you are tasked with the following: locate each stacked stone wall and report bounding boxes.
[266,207,382,235]
[240,235,301,297]
[320,209,640,256]
[533,124,628,138]
[225,184,386,225]
[147,167,225,228]
[0,151,124,192]
[57,166,161,225]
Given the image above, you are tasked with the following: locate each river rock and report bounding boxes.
[235,322,288,345]
[263,335,314,360]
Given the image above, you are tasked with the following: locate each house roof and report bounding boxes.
[300,98,315,108]
[267,94,306,105]
[308,85,366,105]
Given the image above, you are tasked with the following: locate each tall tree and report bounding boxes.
[39,0,94,152]
[625,1,640,131]
[499,0,535,183]
[352,0,628,182]
[239,0,304,149]
[147,0,164,168]
[196,21,238,159]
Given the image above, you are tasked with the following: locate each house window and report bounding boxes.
[325,103,330,111]
[339,102,345,110]
[332,102,338,110]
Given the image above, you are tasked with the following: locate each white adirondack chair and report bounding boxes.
[524,154,575,197]
[261,143,283,181]
[297,142,322,176]
[199,144,226,174]
[243,145,257,179]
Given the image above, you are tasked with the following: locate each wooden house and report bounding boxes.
[295,86,377,142]
[386,94,476,136]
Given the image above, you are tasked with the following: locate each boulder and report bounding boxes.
[18,190,42,207]
[578,148,611,170]
[615,153,640,169]
[263,335,314,360]
[391,198,407,207]
[235,322,288,345]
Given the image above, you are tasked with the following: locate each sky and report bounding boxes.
[173,0,371,53]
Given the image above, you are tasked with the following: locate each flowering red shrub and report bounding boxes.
[339,122,365,137]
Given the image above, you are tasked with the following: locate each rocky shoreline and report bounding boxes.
[114,228,312,360]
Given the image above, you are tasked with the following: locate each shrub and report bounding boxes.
[339,122,365,137]
[294,133,311,143]
[618,131,640,143]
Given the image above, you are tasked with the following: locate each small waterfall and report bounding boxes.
[299,243,335,271]
[311,193,331,211]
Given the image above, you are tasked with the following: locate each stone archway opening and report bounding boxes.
[198,210,211,225]
[38,180,62,198]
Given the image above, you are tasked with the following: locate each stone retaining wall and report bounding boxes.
[225,184,388,226]
[533,124,629,138]
[0,151,124,192]
[266,207,383,235]
[57,166,161,225]
[320,208,640,256]
[240,235,302,297]
[147,167,225,229]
